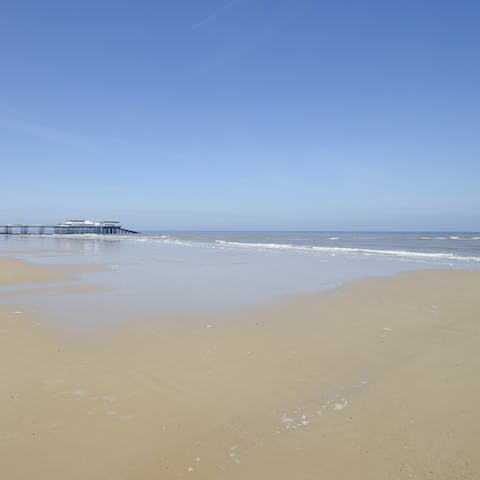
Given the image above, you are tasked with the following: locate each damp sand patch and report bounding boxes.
[0,257,106,285]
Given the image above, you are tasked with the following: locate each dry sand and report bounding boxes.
[1,258,479,479]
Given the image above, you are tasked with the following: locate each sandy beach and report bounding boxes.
[4,0,479,476]
[1,257,479,479]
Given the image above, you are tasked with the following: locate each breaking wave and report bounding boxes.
[213,240,480,262]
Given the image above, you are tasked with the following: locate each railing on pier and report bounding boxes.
[0,225,139,235]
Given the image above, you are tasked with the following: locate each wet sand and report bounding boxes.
[1,258,479,479]
[0,257,102,285]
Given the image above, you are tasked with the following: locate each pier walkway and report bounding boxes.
[0,221,139,235]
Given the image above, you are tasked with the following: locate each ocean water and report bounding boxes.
[144,231,480,262]
[1,231,479,325]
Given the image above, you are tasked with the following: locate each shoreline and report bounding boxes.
[2,233,479,323]
[1,257,480,478]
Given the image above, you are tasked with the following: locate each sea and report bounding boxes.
[1,231,479,325]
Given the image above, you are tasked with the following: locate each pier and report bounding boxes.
[0,220,139,235]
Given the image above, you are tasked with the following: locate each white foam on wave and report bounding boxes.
[212,240,480,263]
[133,236,199,248]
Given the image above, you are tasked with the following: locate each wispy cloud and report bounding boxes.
[0,116,100,153]
[192,0,239,30]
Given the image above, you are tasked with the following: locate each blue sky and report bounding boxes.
[1,0,479,230]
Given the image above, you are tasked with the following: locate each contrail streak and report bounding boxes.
[192,0,239,30]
